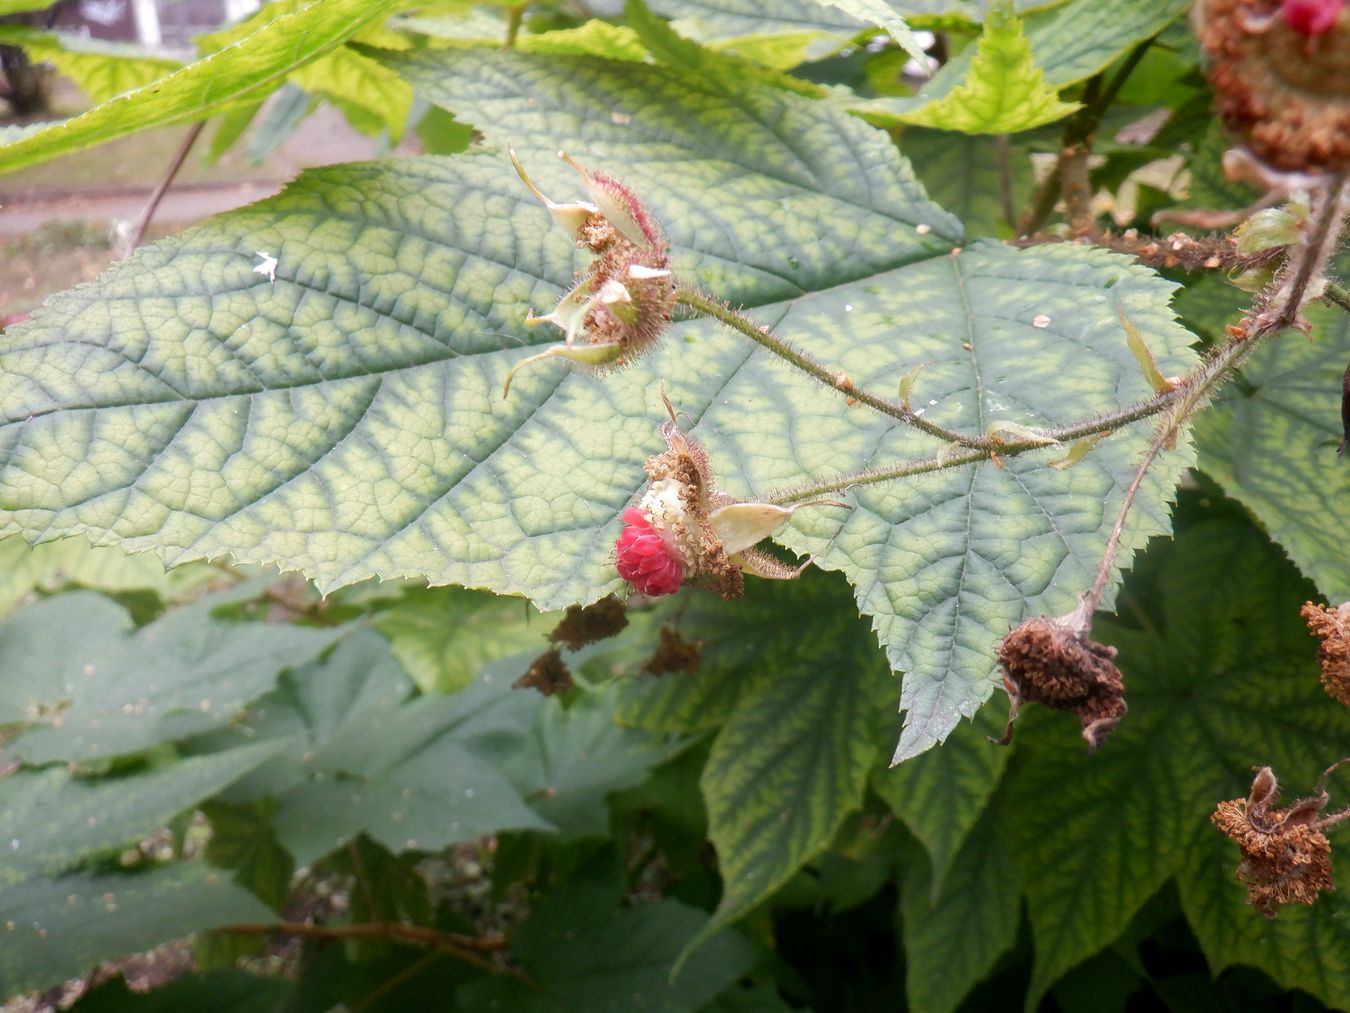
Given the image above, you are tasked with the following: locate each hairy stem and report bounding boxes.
[1077,172,1348,623]
[1325,281,1350,314]
[1017,40,1152,237]
[674,288,990,449]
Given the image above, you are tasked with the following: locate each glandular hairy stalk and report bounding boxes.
[994,170,1348,748]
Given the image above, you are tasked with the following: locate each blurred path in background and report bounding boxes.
[0,89,407,316]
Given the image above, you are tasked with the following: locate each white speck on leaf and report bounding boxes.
[254,251,278,283]
[1033,314,1051,328]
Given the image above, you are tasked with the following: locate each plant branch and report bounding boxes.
[674,288,990,449]
[764,383,1186,504]
[1325,281,1350,314]
[219,921,516,977]
[120,120,205,258]
[1017,40,1152,237]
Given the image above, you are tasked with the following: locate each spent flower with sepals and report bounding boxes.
[503,149,676,396]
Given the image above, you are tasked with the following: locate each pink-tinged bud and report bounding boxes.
[615,507,686,596]
[1283,0,1344,34]
[560,151,664,251]
[509,146,599,240]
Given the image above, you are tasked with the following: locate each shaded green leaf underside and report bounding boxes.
[1006,516,1350,1009]
[1195,299,1350,601]
[0,51,1196,757]
[0,863,273,997]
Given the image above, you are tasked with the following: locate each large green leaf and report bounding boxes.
[0,589,346,763]
[899,797,1020,1013]
[0,51,1197,759]
[460,885,760,1011]
[244,661,552,865]
[0,863,274,998]
[901,128,1030,238]
[374,586,541,693]
[0,28,179,103]
[648,0,1061,39]
[0,743,278,885]
[0,0,398,174]
[868,6,1078,133]
[1004,509,1350,1009]
[194,0,413,140]
[1195,300,1350,600]
[490,688,687,840]
[201,634,678,862]
[691,573,892,949]
[801,0,926,60]
[873,705,1009,889]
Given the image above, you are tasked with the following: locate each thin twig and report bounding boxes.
[120,120,205,257]
[675,288,990,449]
[1325,281,1350,314]
[219,921,517,978]
[1017,40,1153,237]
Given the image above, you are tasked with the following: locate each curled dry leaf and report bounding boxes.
[513,648,574,697]
[640,625,703,678]
[548,595,630,651]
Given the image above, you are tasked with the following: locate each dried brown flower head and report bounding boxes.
[1211,762,1350,916]
[549,595,630,651]
[1300,601,1350,707]
[513,648,574,696]
[640,625,703,677]
[992,614,1127,750]
[1193,0,1350,172]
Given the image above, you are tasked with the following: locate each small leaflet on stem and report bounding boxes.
[1119,309,1169,394]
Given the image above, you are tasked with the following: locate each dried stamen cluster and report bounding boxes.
[1193,0,1350,172]
[992,614,1127,750]
[1212,761,1350,915]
